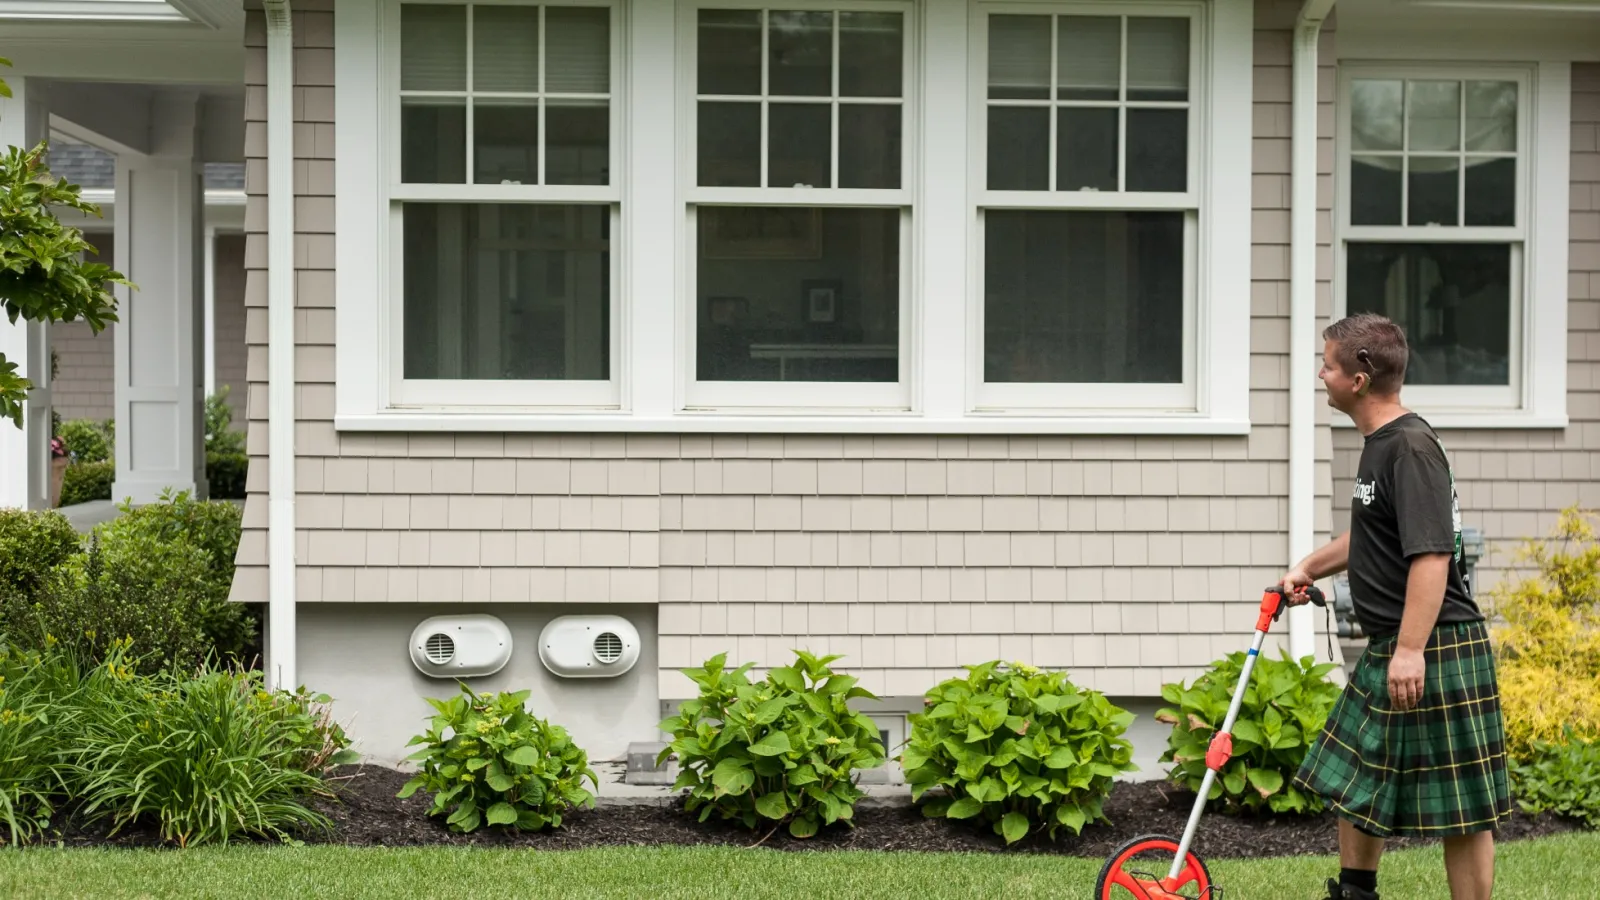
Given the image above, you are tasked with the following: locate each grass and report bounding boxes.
[0,833,1593,899]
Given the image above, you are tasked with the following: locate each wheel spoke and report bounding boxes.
[1109,869,1151,898]
[1174,862,1202,886]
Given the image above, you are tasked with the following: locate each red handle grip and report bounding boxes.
[1254,584,1325,632]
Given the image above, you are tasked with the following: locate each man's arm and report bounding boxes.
[1396,553,1450,654]
[1289,531,1351,582]
[1386,445,1460,711]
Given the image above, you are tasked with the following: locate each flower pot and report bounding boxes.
[50,456,69,508]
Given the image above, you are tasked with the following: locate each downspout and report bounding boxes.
[1289,0,1335,663]
[263,0,297,692]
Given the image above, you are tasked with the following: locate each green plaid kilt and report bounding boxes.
[1292,619,1512,838]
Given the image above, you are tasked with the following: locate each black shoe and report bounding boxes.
[1324,878,1379,900]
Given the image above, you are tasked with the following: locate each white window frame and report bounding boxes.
[1333,60,1570,429]
[965,0,1246,419]
[355,0,626,413]
[335,0,1255,434]
[677,0,917,413]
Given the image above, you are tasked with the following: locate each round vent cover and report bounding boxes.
[425,632,455,665]
[593,631,623,663]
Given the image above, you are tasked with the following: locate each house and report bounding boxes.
[1,0,1595,778]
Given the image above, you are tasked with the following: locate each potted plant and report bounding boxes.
[50,436,69,507]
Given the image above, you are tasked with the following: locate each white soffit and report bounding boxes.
[0,0,237,28]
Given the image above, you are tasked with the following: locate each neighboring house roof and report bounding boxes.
[48,140,244,192]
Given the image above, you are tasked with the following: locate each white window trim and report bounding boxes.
[1331,60,1569,430]
[677,0,917,413]
[965,0,1247,420]
[335,0,1256,434]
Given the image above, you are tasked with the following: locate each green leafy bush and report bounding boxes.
[55,418,111,464]
[902,660,1137,844]
[400,684,597,833]
[59,460,113,507]
[95,491,253,661]
[1510,727,1600,829]
[66,652,338,847]
[4,533,215,674]
[0,509,79,595]
[206,451,249,500]
[258,685,358,776]
[1157,650,1341,816]
[0,637,84,844]
[205,386,246,458]
[659,650,886,838]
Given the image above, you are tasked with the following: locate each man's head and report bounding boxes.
[1320,313,1408,412]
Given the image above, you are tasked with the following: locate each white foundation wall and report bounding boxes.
[298,604,661,765]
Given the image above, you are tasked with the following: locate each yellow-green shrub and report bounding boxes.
[1487,507,1600,758]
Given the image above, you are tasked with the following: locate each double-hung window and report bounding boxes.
[682,2,914,411]
[386,0,622,409]
[973,5,1201,414]
[1337,67,1532,413]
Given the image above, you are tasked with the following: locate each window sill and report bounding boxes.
[1330,411,1569,430]
[334,412,1254,436]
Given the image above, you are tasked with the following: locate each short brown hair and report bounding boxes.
[1323,313,1408,395]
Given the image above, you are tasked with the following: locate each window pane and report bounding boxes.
[769,103,831,187]
[547,100,609,186]
[474,100,538,185]
[769,11,833,97]
[1056,16,1119,102]
[473,6,539,93]
[1057,108,1117,192]
[698,101,761,187]
[403,203,610,381]
[1350,156,1401,225]
[699,9,762,96]
[1408,157,1459,226]
[696,207,899,383]
[1350,80,1402,152]
[1408,81,1460,152]
[401,5,465,92]
[545,7,610,94]
[1465,157,1515,227]
[984,211,1185,384]
[1126,17,1188,102]
[988,107,1049,190]
[839,105,901,189]
[839,12,902,98]
[989,15,1051,100]
[1465,81,1517,152]
[1127,109,1186,192]
[402,99,466,183]
[1345,242,1511,386]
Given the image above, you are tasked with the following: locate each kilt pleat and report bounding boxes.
[1291,619,1512,838]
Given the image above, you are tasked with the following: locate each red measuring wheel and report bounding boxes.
[1093,834,1214,900]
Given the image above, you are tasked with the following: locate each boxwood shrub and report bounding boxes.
[1157,649,1341,815]
[659,650,886,838]
[902,660,1138,844]
[0,509,80,596]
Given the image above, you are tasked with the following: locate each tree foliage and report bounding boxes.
[1,57,131,428]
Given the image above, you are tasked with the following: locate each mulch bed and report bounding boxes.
[36,764,1582,858]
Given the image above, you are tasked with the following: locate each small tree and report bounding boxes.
[1,58,130,428]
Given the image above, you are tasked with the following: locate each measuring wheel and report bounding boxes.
[1094,834,1214,900]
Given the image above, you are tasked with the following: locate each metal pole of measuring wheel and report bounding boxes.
[1165,586,1321,884]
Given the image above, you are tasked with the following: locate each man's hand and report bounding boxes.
[1279,568,1316,606]
[1388,647,1426,711]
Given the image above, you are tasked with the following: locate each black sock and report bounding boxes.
[1340,868,1377,893]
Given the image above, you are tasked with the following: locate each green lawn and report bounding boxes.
[0,833,1592,899]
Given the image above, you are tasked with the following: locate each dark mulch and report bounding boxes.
[36,765,1582,858]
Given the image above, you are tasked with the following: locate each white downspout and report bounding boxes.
[263,0,297,692]
[1289,0,1335,663]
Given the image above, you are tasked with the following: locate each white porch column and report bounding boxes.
[204,225,217,398]
[112,92,207,504]
[0,74,54,511]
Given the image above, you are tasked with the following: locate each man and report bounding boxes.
[1281,313,1510,900]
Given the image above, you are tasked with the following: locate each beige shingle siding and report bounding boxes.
[1330,64,1600,600]
[233,0,1337,698]
[53,232,117,423]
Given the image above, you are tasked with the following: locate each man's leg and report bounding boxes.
[1337,820,1385,895]
[1442,830,1494,900]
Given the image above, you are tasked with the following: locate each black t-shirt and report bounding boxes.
[1346,412,1483,638]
